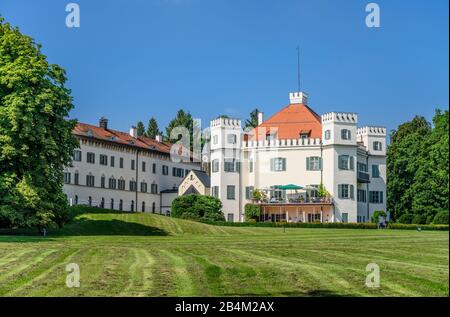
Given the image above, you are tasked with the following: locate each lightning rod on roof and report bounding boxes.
[296,46,301,92]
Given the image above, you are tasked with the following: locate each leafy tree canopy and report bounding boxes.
[387,110,448,224]
[0,17,78,228]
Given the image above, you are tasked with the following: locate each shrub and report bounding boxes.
[412,214,427,224]
[244,204,260,221]
[397,213,414,224]
[433,210,449,224]
[372,210,387,223]
[172,195,225,222]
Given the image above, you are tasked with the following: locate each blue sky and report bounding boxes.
[1,0,448,136]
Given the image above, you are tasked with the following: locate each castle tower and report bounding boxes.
[321,112,358,223]
[209,117,242,222]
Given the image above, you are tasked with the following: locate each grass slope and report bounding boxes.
[0,211,448,297]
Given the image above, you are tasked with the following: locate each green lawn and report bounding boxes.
[0,212,448,297]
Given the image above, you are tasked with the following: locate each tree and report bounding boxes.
[244,204,261,222]
[244,108,260,129]
[146,117,161,139]
[387,111,448,224]
[0,18,78,229]
[136,121,145,137]
[387,116,431,222]
[166,109,194,150]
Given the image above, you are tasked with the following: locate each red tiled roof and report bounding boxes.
[248,103,322,140]
[73,122,172,154]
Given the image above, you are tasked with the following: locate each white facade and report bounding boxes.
[63,122,200,213]
[209,92,387,223]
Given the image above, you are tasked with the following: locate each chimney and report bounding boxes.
[129,126,137,138]
[289,92,308,105]
[155,134,163,142]
[99,117,108,129]
[257,111,264,125]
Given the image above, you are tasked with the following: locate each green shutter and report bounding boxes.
[350,185,355,199]
[306,157,310,171]
[270,158,275,171]
[338,185,342,199]
[350,156,355,170]
[282,158,286,171]
[319,157,322,170]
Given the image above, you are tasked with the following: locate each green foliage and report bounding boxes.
[317,183,329,198]
[145,117,162,139]
[387,110,449,223]
[372,210,387,223]
[136,121,145,137]
[397,213,414,224]
[244,108,260,129]
[433,210,449,224]
[201,220,378,229]
[0,18,78,229]
[171,195,225,222]
[388,223,449,231]
[244,204,260,221]
[251,189,266,202]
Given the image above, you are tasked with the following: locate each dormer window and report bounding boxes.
[299,130,311,140]
[266,132,276,141]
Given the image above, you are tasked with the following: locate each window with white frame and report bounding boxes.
[212,186,219,198]
[306,157,322,171]
[213,135,218,145]
[338,184,354,199]
[73,150,82,162]
[325,130,331,140]
[212,159,219,173]
[369,191,384,204]
[270,158,286,172]
[341,129,351,140]
[372,165,380,178]
[357,189,367,202]
[245,186,254,200]
[373,141,382,151]
[64,172,71,184]
[227,134,237,144]
[338,155,355,170]
[227,185,235,200]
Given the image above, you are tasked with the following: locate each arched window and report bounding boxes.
[101,174,106,188]
[101,197,105,208]
[110,198,114,210]
[142,201,146,212]
[152,202,156,213]
[119,199,123,211]
[88,196,92,207]
[131,200,134,212]
[75,195,78,205]
[74,170,79,185]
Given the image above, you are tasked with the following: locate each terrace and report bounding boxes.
[252,185,335,223]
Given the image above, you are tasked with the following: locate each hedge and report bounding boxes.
[200,221,378,229]
[388,223,449,231]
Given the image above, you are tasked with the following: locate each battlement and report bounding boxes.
[210,117,241,128]
[357,126,386,136]
[243,137,321,149]
[321,112,358,124]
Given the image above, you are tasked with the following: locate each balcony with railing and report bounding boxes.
[357,171,370,183]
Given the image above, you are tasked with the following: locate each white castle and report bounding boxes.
[207,92,387,223]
